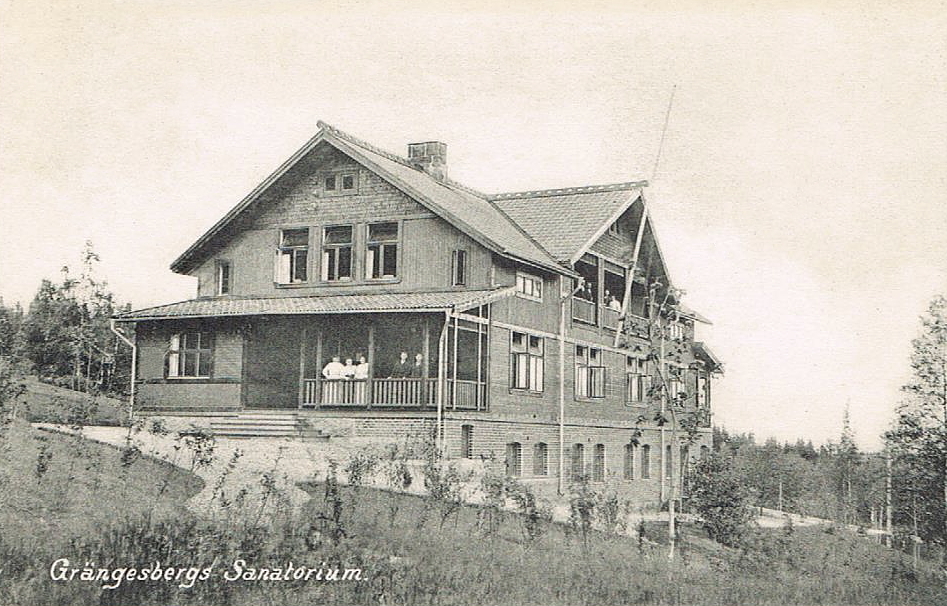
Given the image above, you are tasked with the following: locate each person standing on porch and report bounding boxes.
[408,353,425,404]
[390,351,410,378]
[321,356,345,403]
[354,353,369,404]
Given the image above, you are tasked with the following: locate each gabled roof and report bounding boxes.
[491,182,645,264]
[117,288,514,321]
[171,122,570,277]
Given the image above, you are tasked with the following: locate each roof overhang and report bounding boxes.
[115,287,515,323]
[693,341,724,372]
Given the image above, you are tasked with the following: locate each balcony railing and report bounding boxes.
[303,377,486,410]
[602,306,621,330]
[572,297,597,325]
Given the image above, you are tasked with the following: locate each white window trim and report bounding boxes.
[215,260,231,296]
[514,271,543,302]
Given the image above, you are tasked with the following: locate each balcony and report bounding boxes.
[572,297,597,325]
[303,377,487,411]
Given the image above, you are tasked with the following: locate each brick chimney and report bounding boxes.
[407,141,447,180]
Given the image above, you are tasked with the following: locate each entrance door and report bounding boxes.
[243,318,300,409]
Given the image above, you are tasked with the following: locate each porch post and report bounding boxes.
[314,328,323,409]
[367,324,375,409]
[451,314,459,411]
[297,325,308,408]
[422,318,431,407]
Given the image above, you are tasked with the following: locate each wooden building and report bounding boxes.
[116,121,721,506]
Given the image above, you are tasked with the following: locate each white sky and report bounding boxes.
[1,0,945,449]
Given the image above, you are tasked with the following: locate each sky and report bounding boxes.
[1,0,945,449]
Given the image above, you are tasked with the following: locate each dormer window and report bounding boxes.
[366,222,399,279]
[276,229,308,284]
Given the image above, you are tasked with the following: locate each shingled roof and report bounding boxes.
[117,288,514,321]
[171,122,572,277]
[491,183,645,263]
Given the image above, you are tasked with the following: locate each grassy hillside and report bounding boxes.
[0,394,943,605]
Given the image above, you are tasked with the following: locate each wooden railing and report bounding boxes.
[302,377,486,410]
[602,306,621,330]
[447,379,487,411]
[625,314,651,340]
[572,297,597,325]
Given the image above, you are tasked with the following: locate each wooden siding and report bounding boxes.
[193,147,494,297]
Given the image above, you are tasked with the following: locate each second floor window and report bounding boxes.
[669,321,685,340]
[575,345,605,398]
[515,272,542,301]
[276,228,308,284]
[510,331,543,392]
[215,260,231,295]
[626,356,651,404]
[452,249,467,286]
[366,222,398,279]
[322,225,353,282]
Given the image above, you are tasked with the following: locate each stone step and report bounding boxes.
[211,419,301,427]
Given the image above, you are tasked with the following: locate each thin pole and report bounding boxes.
[652,84,677,182]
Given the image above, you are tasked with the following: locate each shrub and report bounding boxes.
[685,452,756,546]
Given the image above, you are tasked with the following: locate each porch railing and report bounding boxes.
[302,377,486,410]
[572,297,597,325]
[602,306,621,330]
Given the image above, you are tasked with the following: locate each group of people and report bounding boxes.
[575,282,624,311]
[320,351,427,405]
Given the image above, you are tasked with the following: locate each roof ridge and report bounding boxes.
[488,180,648,201]
[318,120,491,199]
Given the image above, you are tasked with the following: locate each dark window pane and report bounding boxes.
[325,226,352,244]
[337,247,352,278]
[198,353,212,377]
[382,245,397,276]
[342,174,355,189]
[326,250,336,280]
[324,175,336,191]
[183,353,197,377]
[369,222,398,242]
[454,250,466,285]
[294,250,308,282]
[282,228,309,247]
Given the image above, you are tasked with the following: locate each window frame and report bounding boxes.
[321,224,355,283]
[574,345,606,400]
[215,259,232,296]
[275,228,309,285]
[167,331,213,379]
[506,442,523,477]
[365,221,400,281]
[533,442,548,476]
[452,249,467,287]
[510,331,544,393]
[592,444,606,483]
[625,356,651,406]
[514,271,543,302]
[640,444,652,479]
[320,171,359,195]
[623,443,636,480]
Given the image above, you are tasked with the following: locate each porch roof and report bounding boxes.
[116,288,514,321]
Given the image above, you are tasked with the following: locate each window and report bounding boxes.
[167,332,213,378]
[592,444,606,482]
[700,445,710,460]
[276,228,309,283]
[640,444,651,479]
[324,175,337,191]
[571,443,585,481]
[510,331,544,392]
[575,346,605,398]
[321,225,353,282]
[669,321,685,340]
[623,443,636,480]
[626,357,651,404]
[506,442,522,477]
[607,222,620,236]
[366,222,398,279]
[665,444,673,479]
[461,425,473,458]
[215,260,231,295]
[323,172,357,193]
[533,442,548,476]
[515,272,543,301]
[341,172,356,190]
[452,249,467,286]
[668,375,684,403]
